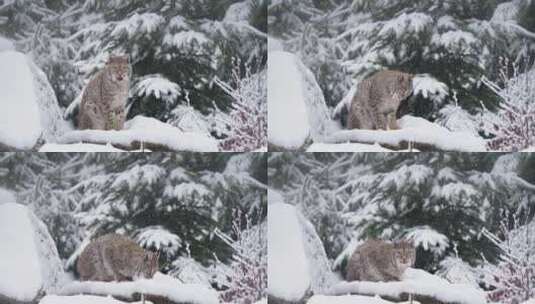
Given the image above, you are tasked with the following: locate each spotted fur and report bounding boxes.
[77,234,159,282]
[346,239,416,282]
[348,70,413,130]
[78,55,131,130]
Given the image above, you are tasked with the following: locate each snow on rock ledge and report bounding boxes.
[0,51,68,150]
[328,268,486,304]
[322,115,486,152]
[57,116,219,152]
[58,273,219,304]
[0,203,64,304]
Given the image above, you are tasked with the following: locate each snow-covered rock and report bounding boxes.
[322,115,487,152]
[268,51,333,150]
[0,36,14,52]
[269,201,336,303]
[0,51,68,150]
[268,203,311,303]
[329,268,486,304]
[57,116,219,152]
[59,272,219,304]
[0,187,16,203]
[0,203,64,304]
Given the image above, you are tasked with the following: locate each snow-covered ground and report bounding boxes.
[40,295,133,304]
[39,143,127,152]
[57,116,219,152]
[308,295,398,304]
[268,203,311,301]
[322,115,486,151]
[329,268,486,304]
[59,273,219,304]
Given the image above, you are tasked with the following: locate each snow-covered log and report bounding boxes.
[307,295,396,304]
[0,203,65,304]
[39,295,130,304]
[58,273,219,304]
[0,51,69,151]
[321,116,486,152]
[328,268,486,304]
[57,116,219,152]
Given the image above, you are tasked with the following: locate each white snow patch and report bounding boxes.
[308,295,396,304]
[0,36,14,51]
[412,74,449,101]
[307,142,393,152]
[491,1,520,22]
[268,37,284,52]
[329,268,486,304]
[404,226,449,256]
[40,295,131,304]
[322,115,487,152]
[268,203,310,301]
[224,0,252,22]
[0,51,42,149]
[268,188,285,205]
[59,273,219,304]
[57,116,219,152]
[39,143,126,152]
[0,188,15,203]
[268,51,310,149]
[0,204,41,301]
[134,74,180,104]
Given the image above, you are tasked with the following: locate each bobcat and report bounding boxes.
[77,234,159,282]
[346,239,415,282]
[348,70,414,131]
[78,55,131,131]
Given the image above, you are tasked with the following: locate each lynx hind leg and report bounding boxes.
[387,112,399,130]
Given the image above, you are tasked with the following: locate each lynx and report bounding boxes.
[346,239,415,282]
[77,234,159,282]
[78,55,131,131]
[348,70,414,130]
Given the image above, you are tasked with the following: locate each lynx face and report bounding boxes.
[106,55,130,83]
[392,240,415,272]
[139,251,160,279]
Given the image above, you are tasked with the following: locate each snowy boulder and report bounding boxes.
[59,273,219,304]
[268,202,335,303]
[57,116,219,152]
[328,268,486,304]
[0,36,14,52]
[322,115,487,152]
[268,51,333,150]
[0,203,64,304]
[0,187,16,203]
[0,51,68,151]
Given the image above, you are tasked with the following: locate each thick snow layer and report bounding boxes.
[268,51,310,149]
[0,36,14,51]
[0,51,42,149]
[40,295,130,304]
[268,37,284,52]
[329,268,486,304]
[323,115,486,152]
[0,204,41,301]
[60,273,219,304]
[268,203,311,301]
[0,188,15,203]
[268,188,285,205]
[308,295,395,304]
[307,143,392,152]
[298,210,338,294]
[39,143,126,152]
[58,116,219,152]
[0,203,64,302]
